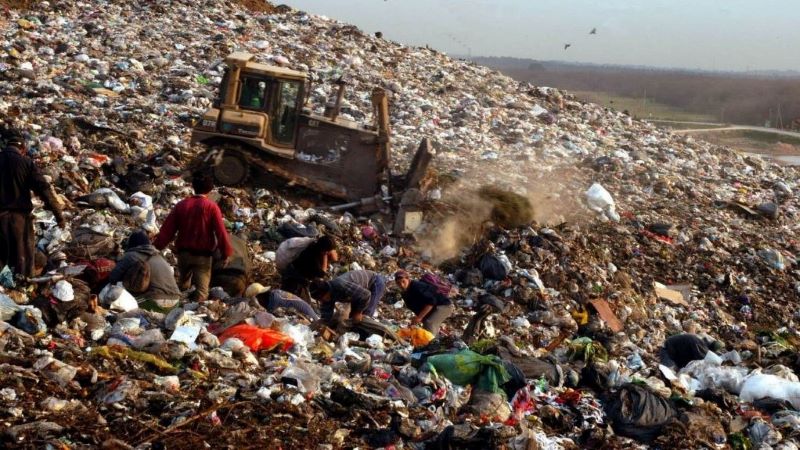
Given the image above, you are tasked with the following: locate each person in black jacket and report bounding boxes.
[394,270,454,334]
[0,130,64,276]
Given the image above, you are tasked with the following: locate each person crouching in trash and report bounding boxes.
[394,270,454,334]
[310,270,386,324]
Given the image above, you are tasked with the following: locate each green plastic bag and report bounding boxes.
[426,349,510,395]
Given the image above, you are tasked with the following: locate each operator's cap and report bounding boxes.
[245,282,270,298]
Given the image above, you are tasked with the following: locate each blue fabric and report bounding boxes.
[268,289,319,320]
[364,274,386,317]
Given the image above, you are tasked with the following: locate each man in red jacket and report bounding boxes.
[154,172,232,301]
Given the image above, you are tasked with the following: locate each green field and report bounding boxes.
[572,91,716,123]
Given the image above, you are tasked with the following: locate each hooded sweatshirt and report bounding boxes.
[109,245,180,300]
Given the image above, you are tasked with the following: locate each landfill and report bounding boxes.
[2,0,800,448]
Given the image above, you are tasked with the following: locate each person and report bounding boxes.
[211,234,251,297]
[310,270,386,323]
[281,234,338,298]
[245,283,319,320]
[153,171,232,301]
[109,230,181,310]
[394,270,455,334]
[0,130,65,277]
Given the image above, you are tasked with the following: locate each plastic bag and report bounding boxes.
[281,359,331,394]
[100,283,138,312]
[740,374,800,409]
[218,324,294,352]
[605,383,677,442]
[0,265,15,288]
[586,183,620,222]
[398,327,435,347]
[478,254,508,280]
[12,306,47,335]
[0,293,20,321]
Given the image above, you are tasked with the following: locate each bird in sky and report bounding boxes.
[564,43,571,50]
[590,28,597,35]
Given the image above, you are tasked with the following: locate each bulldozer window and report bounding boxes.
[272,81,301,145]
[239,77,269,110]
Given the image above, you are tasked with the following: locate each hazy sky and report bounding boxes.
[282,0,800,72]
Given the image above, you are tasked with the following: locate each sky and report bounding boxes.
[281,0,800,72]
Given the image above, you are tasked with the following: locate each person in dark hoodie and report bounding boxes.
[0,130,65,276]
[109,230,181,310]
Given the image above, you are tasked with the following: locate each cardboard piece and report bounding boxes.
[588,299,624,333]
[654,282,690,306]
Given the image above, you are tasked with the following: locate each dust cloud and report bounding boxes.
[416,164,589,263]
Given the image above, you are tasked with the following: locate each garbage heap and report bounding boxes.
[2,0,800,448]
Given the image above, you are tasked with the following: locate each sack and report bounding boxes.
[65,228,117,259]
[276,237,315,271]
[421,272,452,297]
[478,254,508,280]
[217,324,294,352]
[605,384,677,442]
[122,255,151,294]
[426,349,510,395]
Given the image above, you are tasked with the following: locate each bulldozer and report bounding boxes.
[191,52,432,233]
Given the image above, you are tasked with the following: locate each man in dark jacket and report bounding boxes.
[0,130,65,277]
[394,270,454,334]
[153,172,232,301]
[109,230,181,310]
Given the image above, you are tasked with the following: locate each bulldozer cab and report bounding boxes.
[208,52,306,152]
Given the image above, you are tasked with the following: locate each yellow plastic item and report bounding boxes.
[91,345,178,374]
[571,307,589,326]
[397,327,435,347]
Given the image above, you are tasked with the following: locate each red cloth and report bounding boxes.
[153,195,232,258]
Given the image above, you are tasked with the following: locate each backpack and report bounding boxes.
[276,237,315,271]
[122,254,151,294]
[421,272,452,297]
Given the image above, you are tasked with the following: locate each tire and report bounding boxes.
[212,149,249,186]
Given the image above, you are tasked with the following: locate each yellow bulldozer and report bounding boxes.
[191,52,432,233]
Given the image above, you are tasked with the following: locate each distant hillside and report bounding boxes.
[473,56,800,127]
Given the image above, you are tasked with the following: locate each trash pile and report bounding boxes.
[2,0,800,448]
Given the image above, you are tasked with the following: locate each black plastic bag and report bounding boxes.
[605,384,677,442]
[663,334,710,369]
[477,254,507,280]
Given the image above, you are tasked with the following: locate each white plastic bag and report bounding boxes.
[740,373,800,409]
[99,283,138,312]
[585,183,620,222]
